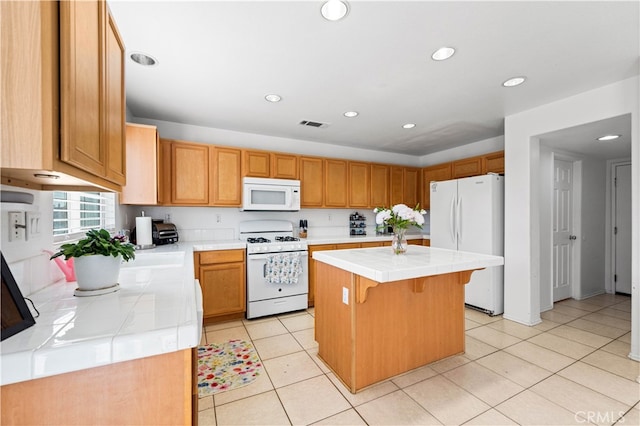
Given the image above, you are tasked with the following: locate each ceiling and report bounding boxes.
[108,1,639,157]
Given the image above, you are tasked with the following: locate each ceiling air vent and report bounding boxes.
[299,120,328,128]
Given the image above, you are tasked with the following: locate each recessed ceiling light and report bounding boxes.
[402,123,416,129]
[597,134,621,141]
[265,94,282,103]
[130,52,158,67]
[343,111,358,118]
[321,0,348,21]
[502,76,526,87]
[431,47,455,61]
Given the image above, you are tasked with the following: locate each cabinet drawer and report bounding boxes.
[198,249,245,265]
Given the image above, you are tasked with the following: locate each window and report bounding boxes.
[52,191,116,242]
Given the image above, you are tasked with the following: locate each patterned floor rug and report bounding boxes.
[197,339,262,397]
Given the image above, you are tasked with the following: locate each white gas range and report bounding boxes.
[239,220,309,319]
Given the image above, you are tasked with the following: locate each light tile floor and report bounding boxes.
[198,293,639,425]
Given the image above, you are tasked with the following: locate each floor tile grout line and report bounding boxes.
[202,300,633,425]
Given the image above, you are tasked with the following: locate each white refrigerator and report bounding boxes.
[430,174,504,315]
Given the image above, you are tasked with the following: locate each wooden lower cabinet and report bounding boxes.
[423,239,431,246]
[1,350,193,425]
[195,249,246,323]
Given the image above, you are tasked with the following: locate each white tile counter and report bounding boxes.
[0,243,203,386]
[312,245,503,283]
[305,233,430,245]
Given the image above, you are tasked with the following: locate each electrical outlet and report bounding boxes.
[216,214,221,223]
[328,214,332,221]
[342,287,349,305]
[26,212,42,240]
[8,211,26,242]
[165,213,171,222]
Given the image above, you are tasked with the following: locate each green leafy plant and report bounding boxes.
[50,229,135,262]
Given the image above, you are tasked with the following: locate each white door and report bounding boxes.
[614,163,632,294]
[553,159,574,302]
[430,179,458,250]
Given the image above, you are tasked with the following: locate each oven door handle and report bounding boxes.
[263,263,266,278]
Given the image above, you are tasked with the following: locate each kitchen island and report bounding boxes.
[312,245,504,393]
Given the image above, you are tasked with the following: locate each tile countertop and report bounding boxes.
[304,233,430,245]
[312,245,504,283]
[0,243,202,386]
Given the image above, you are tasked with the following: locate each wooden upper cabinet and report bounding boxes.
[452,156,482,179]
[300,156,324,207]
[170,140,210,205]
[59,0,105,176]
[242,150,270,177]
[389,166,404,205]
[370,164,389,208]
[121,124,159,205]
[1,0,125,192]
[482,150,505,174]
[212,147,242,206]
[422,163,452,210]
[104,10,125,185]
[271,153,298,179]
[348,162,370,208]
[243,150,298,179]
[59,0,125,186]
[324,159,348,207]
[404,167,420,208]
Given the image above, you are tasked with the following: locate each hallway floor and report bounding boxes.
[198,293,638,425]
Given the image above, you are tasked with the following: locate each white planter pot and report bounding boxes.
[73,255,122,291]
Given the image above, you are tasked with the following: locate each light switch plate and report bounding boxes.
[26,212,42,240]
[342,287,349,305]
[8,211,26,242]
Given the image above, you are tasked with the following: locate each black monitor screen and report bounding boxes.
[1,252,36,341]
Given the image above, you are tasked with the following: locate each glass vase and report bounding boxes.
[392,227,408,255]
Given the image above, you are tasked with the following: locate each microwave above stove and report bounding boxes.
[241,177,300,211]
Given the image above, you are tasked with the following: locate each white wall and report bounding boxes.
[504,76,639,360]
[132,117,422,167]
[123,205,426,243]
[419,135,504,167]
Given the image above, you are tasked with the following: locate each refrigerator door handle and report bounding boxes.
[449,196,456,244]
[456,196,462,245]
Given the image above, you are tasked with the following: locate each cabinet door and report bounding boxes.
[199,262,246,317]
[389,166,404,205]
[213,147,241,206]
[360,241,384,248]
[370,164,389,208]
[422,163,451,210]
[300,156,324,207]
[59,0,106,177]
[324,159,348,207]
[271,153,298,179]
[404,168,420,208]
[121,124,158,204]
[452,156,482,179]
[104,10,126,185]
[242,150,270,177]
[348,162,370,208]
[482,151,505,174]
[171,141,210,204]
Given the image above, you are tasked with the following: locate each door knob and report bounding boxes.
[569,235,577,240]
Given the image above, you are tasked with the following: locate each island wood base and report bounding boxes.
[315,262,475,393]
[1,349,194,425]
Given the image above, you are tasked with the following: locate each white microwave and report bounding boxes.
[242,177,301,211]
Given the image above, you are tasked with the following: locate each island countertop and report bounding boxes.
[312,245,504,283]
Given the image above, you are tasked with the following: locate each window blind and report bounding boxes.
[52,191,116,242]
